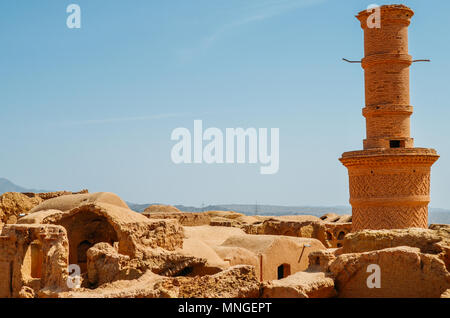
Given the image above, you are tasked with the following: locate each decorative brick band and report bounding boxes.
[352,205,428,231]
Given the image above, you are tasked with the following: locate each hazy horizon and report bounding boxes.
[3,176,450,214]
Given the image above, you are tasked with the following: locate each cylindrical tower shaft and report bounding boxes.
[357,6,414,150]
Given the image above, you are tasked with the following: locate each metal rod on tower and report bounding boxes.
[342,58,361,63]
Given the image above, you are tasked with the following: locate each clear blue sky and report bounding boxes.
[1,0,449,208]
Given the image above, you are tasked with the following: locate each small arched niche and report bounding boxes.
[21,240,44,280]
[277,263,291,280]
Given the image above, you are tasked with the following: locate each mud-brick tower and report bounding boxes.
[340,5,439,231]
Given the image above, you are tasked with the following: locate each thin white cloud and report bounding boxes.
[206,0,324,43]
[61,112,186,126]
[179,0,327,59]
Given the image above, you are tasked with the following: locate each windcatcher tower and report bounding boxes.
[340,5,439,231]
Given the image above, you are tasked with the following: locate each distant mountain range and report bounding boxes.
[126,202,351,216]
[126,202,450,224]
[0,177,47,194]
[1,177,449,224]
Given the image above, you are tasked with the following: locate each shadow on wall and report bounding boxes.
[56,211,118,273]
[277,263,291,280]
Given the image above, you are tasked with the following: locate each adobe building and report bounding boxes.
[182,225,325,281]
[340,5,439,231]
[220,234,324,281]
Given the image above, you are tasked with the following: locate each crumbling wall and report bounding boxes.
[0,190,89,224]
[340,228,450,271]
[86,242,136,288]
[26,190,88,201]
[242,218,351,248]
[0,224,69,298]
[329,246,450,298]
[24,203,184,261]
[59,265,261,298]
[82,240,213,290]
[143,212,210,226]
[16,195,188,291]
[307,249,337,273]
[262,271,336,298]
[0,192,44,224]
[156,265,261,298]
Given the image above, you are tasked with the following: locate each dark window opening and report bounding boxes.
[337,231,346,240]
[277,264,291,280]
[390,140,402,148]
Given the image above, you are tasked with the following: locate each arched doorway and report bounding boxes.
[57,210,119,272]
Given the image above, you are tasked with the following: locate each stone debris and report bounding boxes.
[262,271,336,298]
